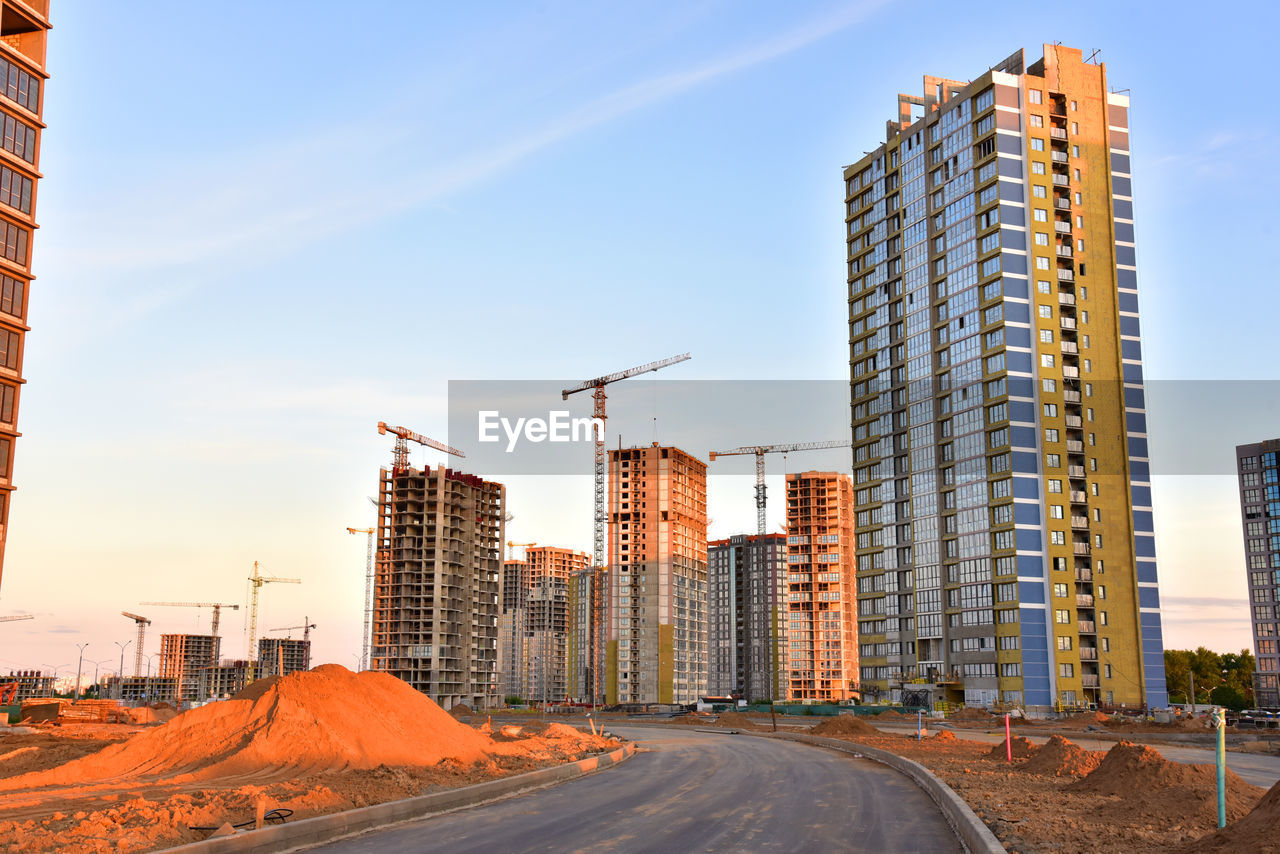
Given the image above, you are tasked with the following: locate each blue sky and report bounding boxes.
[3,0,1277,679]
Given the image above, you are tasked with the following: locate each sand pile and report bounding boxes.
[951,707,993,721]
[810,715,879,737]
[0,665,492,789]
[986,735,1036,759]
[1018,735,1103,778]
[713,711,763,731]
[448,704,473,718]
[930,730,956,742]
[1179,778,1280,853]
[1068,741,1263,825]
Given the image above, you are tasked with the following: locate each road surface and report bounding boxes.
[311,725,962,853]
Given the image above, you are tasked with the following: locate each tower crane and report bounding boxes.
[269,619,316,642]
[709,441,852,536]
[267,619,315,675]
[120,612,150,677]
[139,602,239,638]
[246,561,300,683]
[560,352,691,706]
[506,541,536,561]
[377,421,464,475]
[346,527,375,671]
[0,614,33,623]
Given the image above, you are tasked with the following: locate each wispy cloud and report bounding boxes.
[49,2,886,281]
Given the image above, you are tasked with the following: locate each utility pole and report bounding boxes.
[115,640,131,701]
[74,643,87,702]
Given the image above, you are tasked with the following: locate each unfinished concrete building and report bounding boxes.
[159,634,220,703]
[500,546,588,703]
[3,669,52,701]
[606,443,708,705]
[372,465,505,710]
[205,660,248,699]
[708,533,789,702]
[567,566,605,704]
[0,1,49,589]
[786,471,858,702]
[256,638,311,679]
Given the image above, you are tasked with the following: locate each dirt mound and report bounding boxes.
[1180,778,1280,853]
[713,711,763,731]
[449,704,473,718]
[1068,741,1263,826]
[930,730,956,742]
[0,665,492,789]
[872,710,913,720]
[986,735,1036,759]
[810,715,879,737]
[231,675,281,703]
[1019,735,1103,778]
[951,707,993,721]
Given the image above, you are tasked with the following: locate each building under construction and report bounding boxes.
[786,471,858,702]
[372,464,505,710]
[606,443,708,705]
[567,566,604,704]
[2,670,52,702]
[256,637,310,679]
[499,546,588,704]
[158,634,219,703]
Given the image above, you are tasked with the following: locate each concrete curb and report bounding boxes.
[163,743,635,853]
[757,732,1005,854]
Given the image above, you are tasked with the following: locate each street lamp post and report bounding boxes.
[92,660,111,697]
[74,643,88,701]
[115,641,132,702]
[41,664,67,698]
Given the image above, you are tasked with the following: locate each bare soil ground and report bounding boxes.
[0,668,620,854]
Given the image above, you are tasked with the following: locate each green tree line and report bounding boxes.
[1164,647,1255,710]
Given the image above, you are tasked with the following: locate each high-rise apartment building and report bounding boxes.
[159,633,219,702]
[498,546,588,703]
[708,533,788,701]
[567,566,604,703]
[372,464,505,710]
[0,1,48,589]
[1235,439,1280,709]
[785,472,857,701]
[844,45,1165,711]
[256,637,311,679]
[605,443,707,705]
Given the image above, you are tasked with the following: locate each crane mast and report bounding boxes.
[560,352,691,706]
[347,527,375,671]
[708,440,851,535]
[246,561,301,683]
[120,612,151,677]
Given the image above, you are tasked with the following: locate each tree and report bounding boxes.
[1164,648,1255,706]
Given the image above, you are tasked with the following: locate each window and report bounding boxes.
[1050,505,1064,519]
[1035,232,1049,245]
[1034,209,1047,222]
[1046,453,1061,468]
[1098,585,1106,599]
[1032,139,1045,152]
[1072,144,1080,157]
[1047,479,1062,493]
[1034,185,1047,198]
[1044,403,1058,417]
[0,57,39,113]
[1042,378,1057,392]
[1030,114,1044,128]
[1029,89,1042,104]
[1056,635,1072,650]
[1102,638,1110,652]
[1059,663,1075,678]
[1036,257,1050,269]
[0,275,23,319]
[1084,359,1092,372]
[1050,530,1065,544]
[1070,100,1077,111]
[1055,609,1070,624]
[0,165,32,215]
[1100,611,1109,626]
[1038,280,1051,294]
[1045,428,1060,442]
[0,114,37,165]
[1040,329,1054,343]
[1071,122,1079,134]
[1041,354,1055,368]
[1032,160,1046,174]
[0,221,27,266]
[1039,305,1053,318]
[0,327,17,370]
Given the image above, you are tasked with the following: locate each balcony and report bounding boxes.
[1057,246,1073,258]
[1080,647,1098,661]
[1068,465,1086,478]
[1051,127,1068,140]
[1052,174,1070,187]
[1075,568,1093,582]
[1071,515,1089,529]
[1055,198,1071,210]
[1055,221,1072,234]
[1061,316,1077,330]
[1064,390,1081,403]
[1073,542,1091,555]
[1061,341,1079,354]
[1065,414,1082,427]
[1067,440,1084,452]
[1077,593,1095,608]
[1070,490,1087,503]
[1058,268,1075,281]
[1078,620,1096,634]
[1082,674,1100,687]
[1051,151,1069,163]
[1058,292,1076,306]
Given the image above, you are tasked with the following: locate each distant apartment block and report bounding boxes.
[844,44,1165,711]
[0,1,49,589]
[708,533,788,701]
[786,472,858,701]
[159,634,219,702]
[256,637,311,679]
[567,566,605,704]
[606,443,708,705]
[372,464,505,710]
[1236,440,1280,709]
[498,546,588,703]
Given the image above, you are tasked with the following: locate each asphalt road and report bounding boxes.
[311,725,963,853]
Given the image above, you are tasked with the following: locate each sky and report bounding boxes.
[2,0,1278,683]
